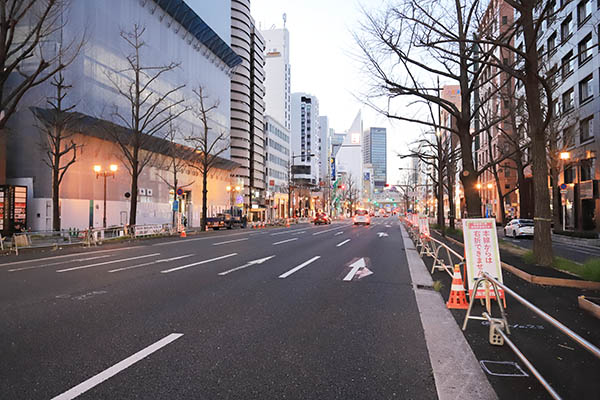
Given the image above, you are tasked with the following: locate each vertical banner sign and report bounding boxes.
[330,157,336,181]
[462,218,504,299]
[418,215,430,237]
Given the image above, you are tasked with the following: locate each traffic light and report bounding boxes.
[340,184,346,190]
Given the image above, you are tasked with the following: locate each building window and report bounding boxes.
[578,33,593,65]
[548,65,558,87]
[580,115,593,142]
[502,15,508,25]
[579,74,593,103]
[564,164,575,183]
[548,31,558,55]
[561,13,574,41]
[563,125,576,148]
[581,158,594,181]
[562,50,574,78]
[562,87,575,112]
[577,0,593,26]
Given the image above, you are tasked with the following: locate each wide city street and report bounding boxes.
[1,219,441,399]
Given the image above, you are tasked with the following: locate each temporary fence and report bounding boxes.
[402,218,600,400]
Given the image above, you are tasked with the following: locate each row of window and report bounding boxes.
[563,157,596,182]
[266,167,287,181]
[265,121,290,143]
[268,138,289,156]
[556,71,595,115]
[268,152,288,168]
[561,114,595,146]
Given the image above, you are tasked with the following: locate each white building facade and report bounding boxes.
[6,0,240,230]
[290,93,320,186]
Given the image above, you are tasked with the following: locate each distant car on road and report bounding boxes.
[504,219,534,238]
[353,209,371,225]
[313,212,331,225]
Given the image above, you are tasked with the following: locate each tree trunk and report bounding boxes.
[437,167,445,232]
[52,168,60,231]
[458,123,481,217]
[129,172,138,227]
[201,168,208,231]
[522,10,553,267]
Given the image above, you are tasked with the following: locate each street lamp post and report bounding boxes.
[94,164,118,228]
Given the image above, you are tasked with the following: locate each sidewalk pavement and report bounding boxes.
[401,225,497,400]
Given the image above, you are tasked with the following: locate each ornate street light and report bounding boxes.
[94,164,118,228]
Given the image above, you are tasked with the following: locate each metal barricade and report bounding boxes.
[462,273,600,400]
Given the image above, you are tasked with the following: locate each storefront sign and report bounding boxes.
[462,218,504,298]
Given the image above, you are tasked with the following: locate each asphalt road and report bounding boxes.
[0,218,439,399]
[498,227,600,263]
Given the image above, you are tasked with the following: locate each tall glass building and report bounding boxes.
[364,127,387,188]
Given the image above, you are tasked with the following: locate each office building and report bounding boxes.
[264,116,290,219]
[290,93,320,186]
[6,0,240,230]
[230,0,267,220]
[261,26,291,131]
[363,127,387,189]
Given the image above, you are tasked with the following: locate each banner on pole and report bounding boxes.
[462,218,504,299]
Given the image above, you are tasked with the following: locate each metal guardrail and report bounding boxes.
[403,219,600,400]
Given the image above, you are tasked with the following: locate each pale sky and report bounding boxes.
[251,0,420,185]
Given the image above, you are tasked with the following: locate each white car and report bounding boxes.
[353,209,371,225]
[504,219,534,238]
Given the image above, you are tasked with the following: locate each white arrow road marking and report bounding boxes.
[212,238,248,246]
[292,231,306,235]
[343,258,365,281]
[334,231,344,236]
[273,238,298,245]
[50,333,183,400]
[342,258,374,281]
[108,254,195,273]
[9,255,114,272]
[218,255,276,275]
[385,224,392,227]
[279,256,320,278]
[336,239,351,247]
[56,253,161,273]
[377,232,389,237]
[160,253,237,274]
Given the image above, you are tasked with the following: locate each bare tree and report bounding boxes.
[355,0,508,217]
[0,0,83,132]
[186,86,229,231]
[33,72,80,231]
[340,173,359,216]
[157,119,194,227]
[105,24,187,226]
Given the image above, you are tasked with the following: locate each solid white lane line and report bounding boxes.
[270,227,306,236]
[50,333,183,400]
[108,254,194,273]
[160,253,237,274]
[312,225,346,236]
[218,255,276,276]
[56,253,161,273]
[334,231,344,236]
[212,238,248,246]
[278,256,321,278]
[0,247,140,267]
[153,231,251,246]
[272,238,298,245]
[8,255,113,272]
[336,239,351,247]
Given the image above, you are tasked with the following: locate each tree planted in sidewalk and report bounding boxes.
[33,72,81,231]
[186,86,229,232]
[105,24,187,226]
[355,0,503,218]
[0,0,83,133]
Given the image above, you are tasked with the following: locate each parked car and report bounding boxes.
[313,212,331,225]
[353,209,371,225]
[504,219,534,238]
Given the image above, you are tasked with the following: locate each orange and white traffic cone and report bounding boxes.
[180,230,187,238]
[286,219,290,228]
[447,264,469,309]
